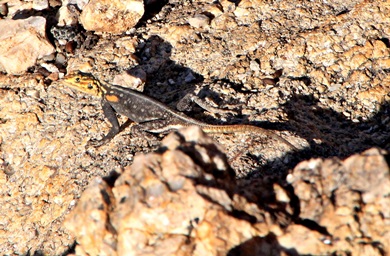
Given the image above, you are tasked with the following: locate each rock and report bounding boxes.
[33,0,49,10]
[64,127,293,255]
[63,177,117,256]
[113,68,146,91]
[56,2,80,26]
[0,3,7,16]
[40,63,60,80]
[65,131,390,255]
[66,57,95,73]
[80,0,144,34]
[159,25,194,47]
[41,63,59,73]
[62,127,304,255]
[0,74,79,255]
[0,17,54,75]
[285,148,390,255]
[188,14,210,29]
[114,36,138,53]
[6,0,33,17]
[2,0,390,254]
[70,0,89,9]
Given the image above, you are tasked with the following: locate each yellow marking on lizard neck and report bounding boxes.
[63,72,105,97]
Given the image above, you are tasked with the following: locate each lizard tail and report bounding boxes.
[201,124,297,150]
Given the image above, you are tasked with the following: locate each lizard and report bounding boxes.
[61,72,297,150]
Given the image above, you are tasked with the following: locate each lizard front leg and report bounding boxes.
[88,100,120,147]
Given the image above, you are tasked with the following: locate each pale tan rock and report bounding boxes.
[7,0,49,12]
[159,25,194,47]
[71,0,89,9]
[0,75,79,255]
[6,0,33,17]
[33,0,49,10]
[210,13,237,30]
[80,0,144,34]
[278,225,326,255]
[0,17,54,75]
[66,57,95,73]
[372,40,389,58]
[234,6,250,18]
[56,2,80,26]
[205,2,223,17]
[41,63,59,74]
[114,37,138,53]
[288,148,390,255]
[357,78,390,106]
[376,58,390,70]
[220,0,236,13]
[64,127,288,255]
[310,70,330,87]
[0,3,7,17]
[305,33,337,67]
[274,39,306,76]
[63,127,309,255]
[188,14,210,29]
[63,177,117,256]
[113,69,146,91]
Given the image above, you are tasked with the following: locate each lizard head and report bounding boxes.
[62,72,103,97]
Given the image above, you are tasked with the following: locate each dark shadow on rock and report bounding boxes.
[256,93,390,176]
[282,94,390,158]
[130,35,304,177]
[183,91,390,255]
[227,233,299,256]
[137,0,169,25]
[12,7,59,21]
[133,35,204,106]
[12,6,61,39]
[132,35,299,134]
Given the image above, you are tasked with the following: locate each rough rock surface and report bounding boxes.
[0,17,54,74]
[64,128,389,255]
[0,0,390,255]
[80,0,145,33]
[283,148,390,255]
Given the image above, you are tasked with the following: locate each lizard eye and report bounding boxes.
[75,77,80,83]
[87,83,93,89]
